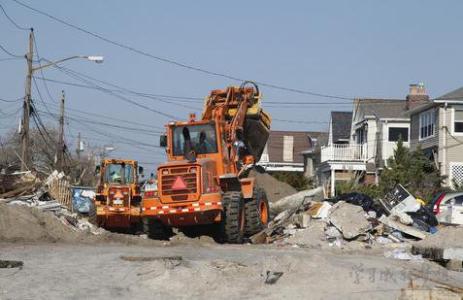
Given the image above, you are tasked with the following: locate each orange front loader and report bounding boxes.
[142,82,271,243]
[90,159,143,231]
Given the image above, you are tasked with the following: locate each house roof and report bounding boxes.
[437,86,463,100]
[266,130,319,164]
[355,99,408,119]
[408,86,463,115]
[331,111,352,142]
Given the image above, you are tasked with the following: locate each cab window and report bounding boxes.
[104,164,134,184]
[173,123,218,156]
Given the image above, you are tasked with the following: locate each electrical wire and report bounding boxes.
[32,32,58,103]
[0,57,22,62]
[32,76,416,107]
[0,43,23,58]
[49,65,201,111]
[32,76,55,117]
[30,100,55,142]
[273,118,329,124]
[0,97,22,103]
[0,3,30,30]
[48,63,180,119]
[35,108,163,137]
[38,99,165,131]
[35,71,332,125]
[11,0,355,100]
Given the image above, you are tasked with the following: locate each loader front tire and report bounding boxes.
[244,188,269,236]
[218,191,245,244]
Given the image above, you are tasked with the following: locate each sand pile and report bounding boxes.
[0,203,82,243]
[249,170,297,203]
[413,226,463,249]
[0,203,173,246]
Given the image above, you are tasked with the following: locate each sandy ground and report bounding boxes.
[1,240,463,300]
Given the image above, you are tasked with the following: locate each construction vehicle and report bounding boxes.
[90,159,144,231]
[142,81,271,243]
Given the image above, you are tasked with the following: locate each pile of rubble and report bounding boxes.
[0,170,103,241]
[251,184,455,264]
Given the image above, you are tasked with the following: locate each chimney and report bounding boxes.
[406,82,429,110]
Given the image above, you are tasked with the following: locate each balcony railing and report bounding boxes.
[321,143,368,162]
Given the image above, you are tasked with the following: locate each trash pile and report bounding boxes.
[71,187,95,213]
[0,170,102,238]
[251,184,439,253]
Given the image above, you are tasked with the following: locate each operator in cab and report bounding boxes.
[196,130,214,154]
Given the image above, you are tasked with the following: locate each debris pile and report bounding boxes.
[251,184,443,257]
[0,170,104,241]
[0,170,73,211]
[0,171,40,198]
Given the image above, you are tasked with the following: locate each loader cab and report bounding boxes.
[168,122,219,158]
[96,160,143,186]
[104,163,135,185]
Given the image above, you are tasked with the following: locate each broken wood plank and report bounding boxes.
[379,215,428,240]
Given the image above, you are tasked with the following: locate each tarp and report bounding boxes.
[72,187,95,213]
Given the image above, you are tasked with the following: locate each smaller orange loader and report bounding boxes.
[90,159,143,231]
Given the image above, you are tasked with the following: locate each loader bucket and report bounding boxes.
[243,110,271,161]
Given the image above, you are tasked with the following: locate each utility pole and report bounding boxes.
[20,28,34,171]
[76,132,81,160]
[56,90,65,171]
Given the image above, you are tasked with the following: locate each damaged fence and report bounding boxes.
[0,170,73,212]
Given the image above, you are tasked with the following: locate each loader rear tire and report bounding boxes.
[143,218,172,240]
[244,188,269,236]
[88,202,97,226]
[218,191,245,244]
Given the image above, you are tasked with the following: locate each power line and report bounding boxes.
[33,73,356,111]
[48,63,180,119]
[272,118,329,124]
[0,3,29,30]
[33,76,355,106]
[32,76,54,116]
[37,99,165,131]
[11,0,355,101]
[0,43,23,58]
[36,108,163,137]
[0,57,22,62]
[32,32,58,104]
[47,65,202,111]
[0,97,22,103]
[34,76,203,102]
[36,70,331,126]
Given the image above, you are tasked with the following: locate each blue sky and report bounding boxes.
[1,1,463,172]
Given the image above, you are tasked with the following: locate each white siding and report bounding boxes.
[283,135,294,162]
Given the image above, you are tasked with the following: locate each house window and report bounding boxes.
[454,109,463,133]
[283,135,294,162]
[419,110,435,139]
[388,127,408,142]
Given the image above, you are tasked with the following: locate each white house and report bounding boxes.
[409,85,463,187]
[319,84,429,197]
